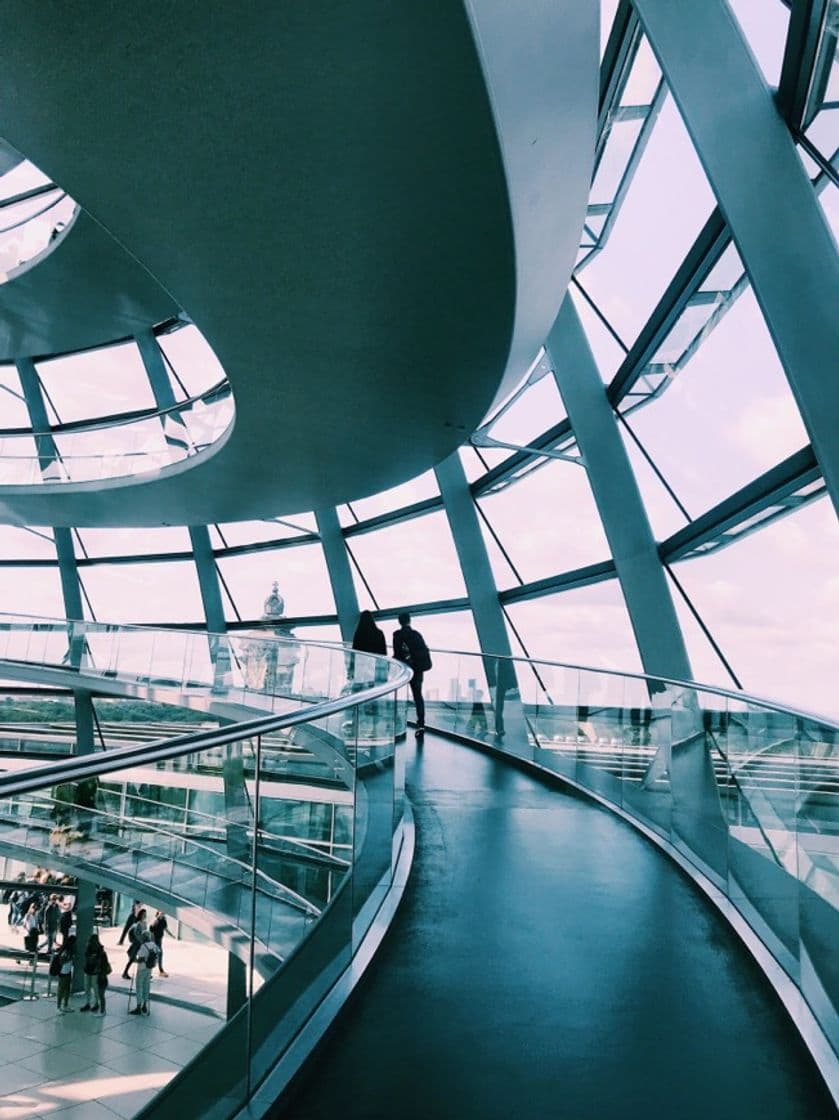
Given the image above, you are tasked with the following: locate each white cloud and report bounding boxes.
[725,395,807,463]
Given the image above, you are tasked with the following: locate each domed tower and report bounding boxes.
[242,581,299,695]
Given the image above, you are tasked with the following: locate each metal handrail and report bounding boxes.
[7,792,321,916]
[425,646,839,732]
[0,665,410,798]
[0,190,68,236]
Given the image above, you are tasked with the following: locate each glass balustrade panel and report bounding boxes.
[723,692,801,976]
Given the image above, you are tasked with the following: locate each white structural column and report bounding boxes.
[548,299,727,879]
[316,507,360,643]
[546,297,692,682]
[435,453,528,752]
[634,0,839,521]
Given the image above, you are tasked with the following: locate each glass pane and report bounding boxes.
[727,0,791,87]
[483,369,567,448]
[158,324,227,398]
[82,560,206,624]
[350,470,439,522]
[75,525,192,559]
[476,459,611,584]
[503,581,644,673]
[0,567,66,618]
[672,497,839,719]
[626,287,809,519]
[218,543,336,621]
[347,511,467,607]
[581,94,716,344]
[36,342,156,423]
[0,366,32,426]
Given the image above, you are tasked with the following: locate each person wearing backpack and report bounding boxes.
[392,612,432,737]
[130,930,157,1015]
[150,910,169,978]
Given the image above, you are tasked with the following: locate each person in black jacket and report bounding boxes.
[392,612,431,735]
[350,610,387,689]
[150,910,169,978]
[352,611,386,655]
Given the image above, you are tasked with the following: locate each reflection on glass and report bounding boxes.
[412,644,838,1055]
[0,615,409,1116]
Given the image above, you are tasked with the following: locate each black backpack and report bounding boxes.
[397,629,432,673]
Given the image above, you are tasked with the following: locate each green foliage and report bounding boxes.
[0,695,208,724]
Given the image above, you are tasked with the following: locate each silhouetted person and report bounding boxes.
[118,899,141,946]
[58,898,74,943]
[150,910,169,977]
[43,894,60,953]
[56,935,76,1012]
[489,656,518,738]
[393,612,432,736]
[352,611,386,655]
[352,610,387,686]
[81,933,108,1013]
[123,907,147,979]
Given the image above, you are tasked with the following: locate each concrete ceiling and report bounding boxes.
[0,211,178,358]
[0,1,596,525]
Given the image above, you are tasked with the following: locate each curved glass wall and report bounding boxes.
[0,5,833,1101]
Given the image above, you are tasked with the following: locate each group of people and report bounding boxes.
[4,875,170,1018]
[118,901,169,1016]
[352,611,432,736]
[4,870,77,954]
[53,932,111,1015]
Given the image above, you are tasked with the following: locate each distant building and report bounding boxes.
[241,581,299,695]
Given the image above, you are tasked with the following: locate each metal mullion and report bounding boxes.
[588,80,667,260]
[215,562,242,623]
[607,208,730,406]
[157,339,191,400]
[777,0,831,128]
[472,496,525,586]
[660,445,820,563]
[499,560,617,604]
[598,0,641,149]
[570,276,630,353]
[614,409,692,522]
[76,572,97,622]
[343,539,380,611]
[796,129,839,187]
[664,563,742,690]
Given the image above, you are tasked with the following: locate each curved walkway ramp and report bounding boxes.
[0,211,177,359]
[0,3,596,525]
[275,732,835,1120]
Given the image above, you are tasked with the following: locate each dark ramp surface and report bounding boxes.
[274,733,834,1120]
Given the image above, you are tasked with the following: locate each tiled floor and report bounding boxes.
[0,925,227,1118]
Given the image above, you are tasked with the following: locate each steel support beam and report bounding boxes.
[662,445,821,562]
[18,357,97,986]
[137,330,247,1018]
[634,0,839,523]
[777,0,830,128]
[435,453,527,747]
[547,297,692,681]
[315,507,359,643]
